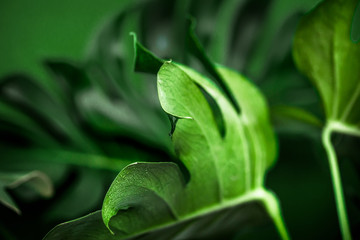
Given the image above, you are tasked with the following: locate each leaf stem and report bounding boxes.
[328,121,360,137]
[322,123,352,240]
[261,190,290,240]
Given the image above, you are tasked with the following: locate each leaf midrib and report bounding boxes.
[178,64,254,192]
[243,120,264,188]
[340,79,360,122]
[114,188,268,240]
[179,101,224,203]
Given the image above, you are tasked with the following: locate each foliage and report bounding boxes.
[293,0,360,239]
[44,38,288,239]
[0,0,359,239]
[0,171,53,214]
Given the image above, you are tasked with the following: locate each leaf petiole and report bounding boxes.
[322,122,352,240]
[260,190,290,240]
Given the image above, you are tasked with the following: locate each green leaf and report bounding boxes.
[103,61,287,238]
[43,211,118,240]
[293,0,360,239]
[0,171,53,214]
[102,162,185,235]
[293,0,360,126]
[44,61,289,239]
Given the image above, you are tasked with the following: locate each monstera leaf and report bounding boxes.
[43,34,289,239]
[293,0,360,239]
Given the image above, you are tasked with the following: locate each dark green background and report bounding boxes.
[0,0,132,88]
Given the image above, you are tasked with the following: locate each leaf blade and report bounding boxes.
[293,0,360,125]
